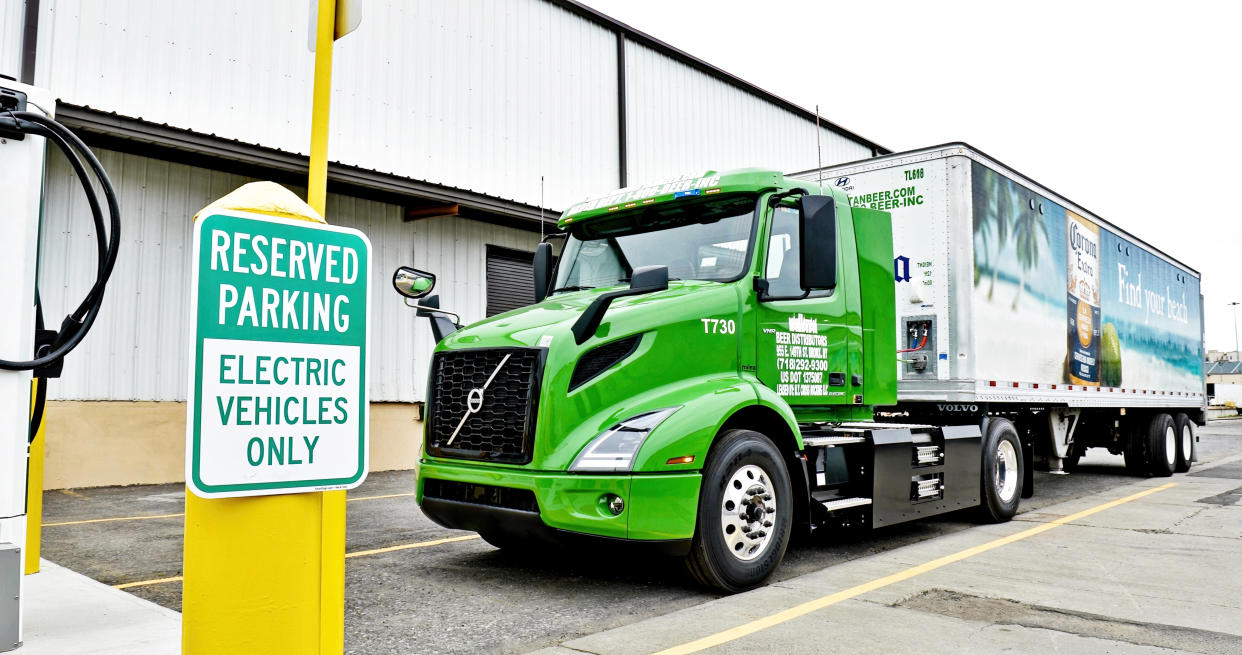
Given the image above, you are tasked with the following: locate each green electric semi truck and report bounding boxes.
[392,144,1205,592]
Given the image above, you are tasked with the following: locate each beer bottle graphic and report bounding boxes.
[1067,211,1101,386]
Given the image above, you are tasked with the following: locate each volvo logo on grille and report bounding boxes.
[446,354,511,446]
[466,388,485,413]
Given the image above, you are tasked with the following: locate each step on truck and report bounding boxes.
[392,143,1205,592]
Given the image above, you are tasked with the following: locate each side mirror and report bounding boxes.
[392,266,436,299]
[415,294,461,344]
[630,264,669,291]
[798,195,838,290]
[533,242,553,302]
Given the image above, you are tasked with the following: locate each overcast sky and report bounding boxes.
[580,0,1242,353]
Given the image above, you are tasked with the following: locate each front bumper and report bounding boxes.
[416,459,701,545]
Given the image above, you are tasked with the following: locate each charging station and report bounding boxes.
[0,79,54,653]
[1,78,121,652]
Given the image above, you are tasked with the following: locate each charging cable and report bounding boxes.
[0,108,121,374]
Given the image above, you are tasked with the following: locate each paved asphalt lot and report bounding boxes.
[38,419,1242,654]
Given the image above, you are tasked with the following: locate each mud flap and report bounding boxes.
[1021,436,1035,499]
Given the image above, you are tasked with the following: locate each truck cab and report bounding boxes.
[395,168,1010,591]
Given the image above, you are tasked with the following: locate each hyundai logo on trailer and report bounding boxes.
[835,177,850,187]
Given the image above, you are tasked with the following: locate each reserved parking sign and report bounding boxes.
[186,210,371,498]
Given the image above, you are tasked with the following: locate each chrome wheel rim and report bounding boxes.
[720,464,777,562]
[1182,423,1194,464]
[1164,425,1176,466]
[995,440,1018,503]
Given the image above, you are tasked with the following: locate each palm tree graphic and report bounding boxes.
[987,173,1011,301]
[1011,199,1049,310]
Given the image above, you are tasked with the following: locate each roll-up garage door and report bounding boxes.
[486,246,536,316]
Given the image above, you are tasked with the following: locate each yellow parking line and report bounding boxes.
[44,512,185,527]
[45,492,415,527]
[345,534,479,558]
[655,482,1178,655]
[111,534,480,590]
[115,575,184,590]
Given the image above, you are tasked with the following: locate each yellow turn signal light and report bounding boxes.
[665,455,695,465]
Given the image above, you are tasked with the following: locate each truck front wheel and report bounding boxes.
[979,418,1023,523]
[685,429,793,593]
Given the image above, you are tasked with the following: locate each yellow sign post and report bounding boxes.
[181,2,360,652]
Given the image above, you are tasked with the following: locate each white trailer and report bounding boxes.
[793,143,1205,478]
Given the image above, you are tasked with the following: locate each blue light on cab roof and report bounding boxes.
[673,189,701,198]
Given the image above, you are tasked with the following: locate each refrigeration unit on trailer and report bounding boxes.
[791,143,1205,476]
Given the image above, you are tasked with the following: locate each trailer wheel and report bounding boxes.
[1123,417,1147,475]
[685,429,793,593]
[979,418,1023,523]
[1146,413,1176,477]
[1173,413,1195,473]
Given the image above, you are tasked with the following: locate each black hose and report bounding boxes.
[28,290,47,444]
[0,108,121,371]
[19,120,108,278]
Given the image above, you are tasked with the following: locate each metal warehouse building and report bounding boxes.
[2,0,886,488]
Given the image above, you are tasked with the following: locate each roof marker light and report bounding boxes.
[705,188,721,194]
[673,189,701,198]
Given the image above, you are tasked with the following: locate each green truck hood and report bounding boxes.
[432,280,747,471]
[439,280,725,350]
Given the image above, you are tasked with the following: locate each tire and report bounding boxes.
[1174,413,1195,473]
[979,418,1023,523]
[1146,413,1176,477]
[1122,417,1147,475]
[685,429,793,593]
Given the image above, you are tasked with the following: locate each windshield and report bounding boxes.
[553,194,756,293]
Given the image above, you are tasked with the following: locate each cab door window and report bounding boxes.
[764,206,803,298]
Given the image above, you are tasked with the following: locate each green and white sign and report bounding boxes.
[186,210,371,498]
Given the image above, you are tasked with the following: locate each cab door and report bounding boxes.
[753,199,858,411]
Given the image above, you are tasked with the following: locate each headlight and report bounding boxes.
[569,407,680,472]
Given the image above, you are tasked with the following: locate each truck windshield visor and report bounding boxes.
[553,194,756,293]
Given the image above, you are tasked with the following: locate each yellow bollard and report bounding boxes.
[182,182,348,654]
[25,380,46,574]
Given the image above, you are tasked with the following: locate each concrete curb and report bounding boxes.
[19,559,179,654]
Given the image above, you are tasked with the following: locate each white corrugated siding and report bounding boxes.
[38,148,539,402]
[623,41,873,186]
[35,0,620,209]
[0,0,22,80]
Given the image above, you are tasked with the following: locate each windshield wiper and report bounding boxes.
[551,285,596,294]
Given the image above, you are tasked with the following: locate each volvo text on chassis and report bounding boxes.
[393,157,1204,592]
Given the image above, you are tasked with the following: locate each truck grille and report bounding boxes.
[426,347,543,464]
